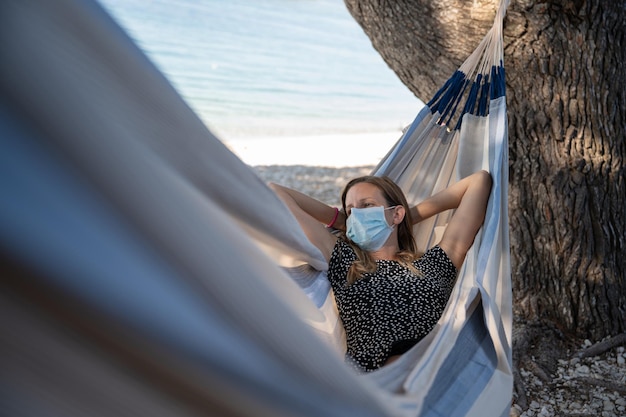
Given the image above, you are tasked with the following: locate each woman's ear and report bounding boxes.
[392,205,406,225]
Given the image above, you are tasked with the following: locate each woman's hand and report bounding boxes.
[409,205,424,225]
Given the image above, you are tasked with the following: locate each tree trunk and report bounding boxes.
[344,0,626,340]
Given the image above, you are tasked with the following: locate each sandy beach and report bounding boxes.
[225,131,402,168]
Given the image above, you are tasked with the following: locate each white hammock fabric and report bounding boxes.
[0,0,511,416]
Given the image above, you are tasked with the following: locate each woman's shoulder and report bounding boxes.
[327,239,357,284]
[331,238,357,261]
[414,245,458,277]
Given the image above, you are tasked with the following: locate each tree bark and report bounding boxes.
[344,0,626,340]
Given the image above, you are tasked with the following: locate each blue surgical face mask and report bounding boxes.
[346,206,397,251]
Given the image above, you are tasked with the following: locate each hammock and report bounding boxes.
[0,0,511,416]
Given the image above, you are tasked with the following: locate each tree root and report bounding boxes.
[576,332,626,359]
[511,318,567,410]
[574,376,626,395]
[512,366,528,410]
[512,320,626,415]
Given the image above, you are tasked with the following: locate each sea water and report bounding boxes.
[97,0,423,164]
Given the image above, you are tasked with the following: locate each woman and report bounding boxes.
[269,170,492,371]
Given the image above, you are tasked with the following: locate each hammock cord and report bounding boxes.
[428,0,509,130]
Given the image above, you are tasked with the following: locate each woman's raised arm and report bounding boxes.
[410,170,492,270]
[268,183,341,261]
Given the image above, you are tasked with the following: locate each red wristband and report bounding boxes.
[326,207,340,228]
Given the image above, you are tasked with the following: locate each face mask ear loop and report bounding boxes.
[386,205,400,227]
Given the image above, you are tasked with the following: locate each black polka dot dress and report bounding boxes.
[327,239,458,372]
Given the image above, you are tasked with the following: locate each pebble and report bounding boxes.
[604,399,615,411]
[576,364,590,374]
[518,339,626,417]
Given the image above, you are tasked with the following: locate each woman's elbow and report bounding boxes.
[268,182,292,204]
[475,170,493,190]
[268,182,283,193]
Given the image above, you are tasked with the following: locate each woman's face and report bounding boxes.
[345,182,404,226]
[345,182,391,214]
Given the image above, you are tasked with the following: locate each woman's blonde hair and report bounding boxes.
[340,176,422,284]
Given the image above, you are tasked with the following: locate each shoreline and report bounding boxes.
[224,131,402,168]
[224,133,398,205]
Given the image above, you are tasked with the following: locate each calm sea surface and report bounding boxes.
[97,0,422,141]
